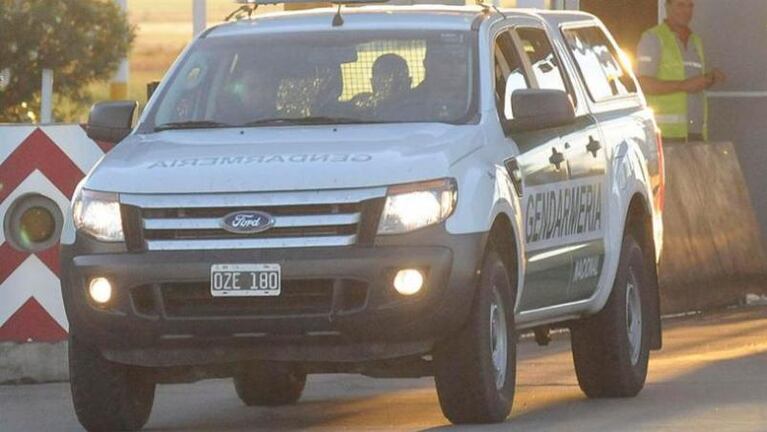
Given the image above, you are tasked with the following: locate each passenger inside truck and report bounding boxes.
[349,53,413,119]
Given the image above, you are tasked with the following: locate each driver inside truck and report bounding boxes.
[215,67,279,125]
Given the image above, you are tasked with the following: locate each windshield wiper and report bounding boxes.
[243,116,374,126]
[154,120,234,131]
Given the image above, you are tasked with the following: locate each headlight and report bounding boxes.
[72,189,124,242]
[377,179,457,235]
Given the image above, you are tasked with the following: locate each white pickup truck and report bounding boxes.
[61,3,664,430]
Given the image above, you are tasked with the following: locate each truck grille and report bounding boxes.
[120,189,386,251]
[161,280,334,318]
[129,279,369,319]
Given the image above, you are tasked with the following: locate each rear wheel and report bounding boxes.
[234,363,306,406]
[571,233,651,398]
[69,336,156,432]
[433,249,516,424]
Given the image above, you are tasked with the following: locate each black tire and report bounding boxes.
[571,233,651,398]
[234,363,306,406]
[69,336,156,432]
[433,249,516,424]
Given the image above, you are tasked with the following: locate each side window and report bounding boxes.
[515,27,569,93]
[562,26,637,101]
[494,30,529,120]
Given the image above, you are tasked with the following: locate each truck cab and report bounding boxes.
[61,5,664,430]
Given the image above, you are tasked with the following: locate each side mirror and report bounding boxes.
[86,101,138,144]
[147,81,160,101]
[503,89,575,134]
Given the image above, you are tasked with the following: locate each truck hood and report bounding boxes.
[85,123,483,194]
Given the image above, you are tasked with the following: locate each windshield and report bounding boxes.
[145,29,476,130]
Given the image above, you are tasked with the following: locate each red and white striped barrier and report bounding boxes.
[0,125,108,343]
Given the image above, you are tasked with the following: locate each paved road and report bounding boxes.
[3,307,767,431]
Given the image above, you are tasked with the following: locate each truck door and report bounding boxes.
[560,117,606,302]
[500,26,581,311]
[559,23,642,302]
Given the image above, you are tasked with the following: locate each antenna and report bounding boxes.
[332,4,344,27]
[226,2,259,21]
[476,0,506,19]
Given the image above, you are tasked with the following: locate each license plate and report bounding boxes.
[210,264,281,297]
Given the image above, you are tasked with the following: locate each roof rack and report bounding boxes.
[226,0,389,24]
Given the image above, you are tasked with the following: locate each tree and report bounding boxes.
[0,0,135,122]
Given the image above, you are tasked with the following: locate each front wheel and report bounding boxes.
[433,249,516,424]
[69,336,156,432]
[571,233,651,398]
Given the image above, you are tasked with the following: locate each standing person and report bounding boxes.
[636,0,725,142]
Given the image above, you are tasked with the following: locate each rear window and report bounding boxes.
[562,26,637,101]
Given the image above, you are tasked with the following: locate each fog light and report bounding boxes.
[393,269,424,296]
[89,277,112,304]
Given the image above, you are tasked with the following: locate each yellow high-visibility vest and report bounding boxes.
[646,22,708,140]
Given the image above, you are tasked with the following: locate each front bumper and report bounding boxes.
[60,227,486,367]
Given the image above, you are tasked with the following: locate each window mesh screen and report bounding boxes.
[340,40,427,101]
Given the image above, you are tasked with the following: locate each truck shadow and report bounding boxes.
[422,317,767,431]
[145,311,767,431]
[498,350,767,432]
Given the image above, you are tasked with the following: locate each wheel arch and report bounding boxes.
[624,193,663,350]
[486,213,521,308]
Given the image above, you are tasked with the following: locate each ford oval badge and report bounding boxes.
[221,211,275,234]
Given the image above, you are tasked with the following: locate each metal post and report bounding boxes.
[658,0,666,23]
[40,69,53,124]
[193,0,207,37]
[516,0,550,9]
[558,0,579,10]
[110,0,129,100]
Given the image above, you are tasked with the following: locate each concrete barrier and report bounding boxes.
[0,342,67,384]
[659,141,767,313]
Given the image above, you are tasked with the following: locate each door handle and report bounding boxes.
[549,147,565,170]
[586,136,602,158]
